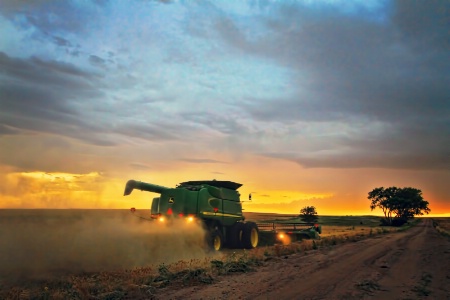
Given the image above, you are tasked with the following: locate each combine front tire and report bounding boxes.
[209,229,224,251]
[242,222,259,249]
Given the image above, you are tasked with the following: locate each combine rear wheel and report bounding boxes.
[242,222,259,249]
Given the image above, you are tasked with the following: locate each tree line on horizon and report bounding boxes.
[299,186,430,227]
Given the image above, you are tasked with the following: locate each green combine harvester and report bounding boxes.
[124,179,321,250]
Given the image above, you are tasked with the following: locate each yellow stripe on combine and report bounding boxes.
[201,212,242,218]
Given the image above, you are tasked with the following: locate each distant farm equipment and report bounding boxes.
[124,179,321,250]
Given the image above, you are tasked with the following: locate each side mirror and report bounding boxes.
[248,193,252,201]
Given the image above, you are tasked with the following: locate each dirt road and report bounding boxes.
[160,220,450,299]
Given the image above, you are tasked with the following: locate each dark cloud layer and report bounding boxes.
[179,158,227,164]
[0,52,185,148]
[0,1,100,35]
[242,1,449,122]
[0,0,449,173]
[0,52,115,146]
[213,1,450,170]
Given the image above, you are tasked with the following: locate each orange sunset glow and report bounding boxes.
[1,155,449,216]
[0,1,449,216]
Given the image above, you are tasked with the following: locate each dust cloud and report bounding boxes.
[0,209,210,283]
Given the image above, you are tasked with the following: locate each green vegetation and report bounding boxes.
[356,279,380,295]
[368,187,430,226]
[211,252,262,275]
[396,218,422,231]
[412,272,432,297]
[154,263,214,286]
[315,215,382,226]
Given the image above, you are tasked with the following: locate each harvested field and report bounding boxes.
[1,210,449,299]
[159,219,450,300]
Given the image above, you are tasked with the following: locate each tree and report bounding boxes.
[368,186,430,226]
[299,206,319,223]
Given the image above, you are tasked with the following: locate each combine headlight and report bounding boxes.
[186,216,195,223]
[277,232,291,245]
[158,216,165,222]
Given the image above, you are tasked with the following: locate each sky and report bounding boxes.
[0,0,449,215]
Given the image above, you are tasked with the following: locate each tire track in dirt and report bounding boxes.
[373,219,450,300]
[258,229,419,299]
[371,220,431,299]
[159,220,450,300]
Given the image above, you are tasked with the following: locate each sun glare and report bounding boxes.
[1,171,106,209]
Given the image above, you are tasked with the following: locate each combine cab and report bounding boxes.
[123,179,259,251]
